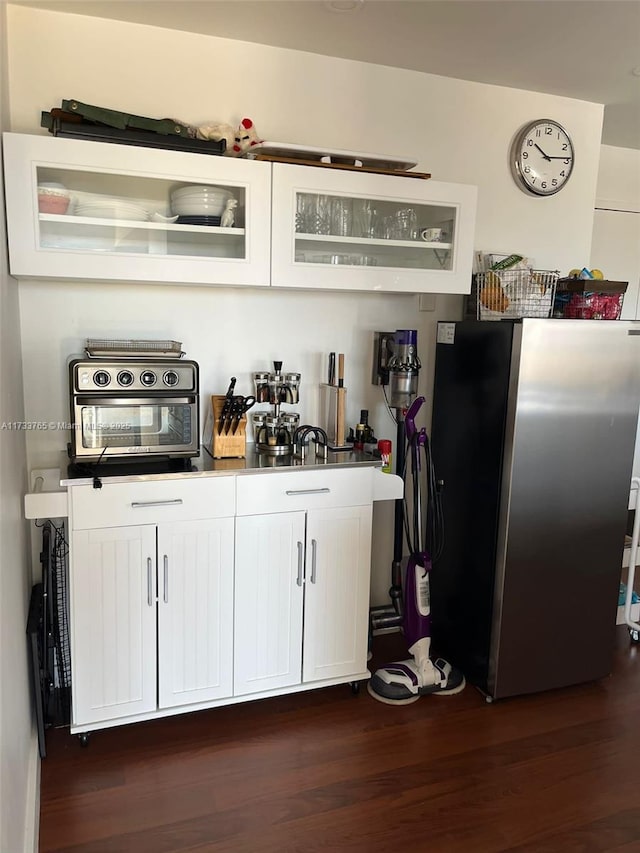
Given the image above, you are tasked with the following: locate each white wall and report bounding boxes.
[0,3,37,852]
[591,144,640,492]
[6,6,605,604]
[595,145,640,212]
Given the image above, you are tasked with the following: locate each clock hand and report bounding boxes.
[534,143,551,161]
[546,156,573,160]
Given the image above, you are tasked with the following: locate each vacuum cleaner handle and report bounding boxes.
[404,396,425,442]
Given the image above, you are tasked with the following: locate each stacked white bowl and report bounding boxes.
[170,185,235,217]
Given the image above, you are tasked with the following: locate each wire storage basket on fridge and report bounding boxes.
[469,270,559,321]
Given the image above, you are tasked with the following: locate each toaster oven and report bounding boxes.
[68,358,199,462]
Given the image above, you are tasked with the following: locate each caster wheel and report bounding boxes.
[485,695,494,704]
[78,733,90,748]
[350,681,361,695]
[630,629,640,643]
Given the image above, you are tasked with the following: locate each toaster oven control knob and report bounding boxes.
[93,370,111,387]
[117,370,134,387]
[163,370,179,387]
[140,370,157,387]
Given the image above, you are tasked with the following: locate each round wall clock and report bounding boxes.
[510,119,574,196]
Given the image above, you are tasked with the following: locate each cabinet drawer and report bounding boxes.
[71,476,236,530]
[236,467,373,516]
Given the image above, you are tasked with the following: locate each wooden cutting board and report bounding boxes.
[248,153,431,179]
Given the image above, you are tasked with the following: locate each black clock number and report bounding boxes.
[564,158,571,165]
[552,179,558,187]
[522,151,528,159]
[541,182,547,189]
[524,166,530,173]
[562,143,568,151]
[527,139,534,146]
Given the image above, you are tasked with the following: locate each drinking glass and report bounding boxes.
[309,195,331,235]
[394,208,418,240]
[352,199,373,238]
[330,197,353,237]
[295,193,313,233]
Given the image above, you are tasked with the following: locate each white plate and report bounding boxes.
[74,205,149,222]
[242,141,418,171]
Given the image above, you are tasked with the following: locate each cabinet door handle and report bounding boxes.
[285,488,330,496]
[131,499,183,508]
[296,541,304,587]
[147,557,153,607]
[163,555,169,603]
[310,539,317,584]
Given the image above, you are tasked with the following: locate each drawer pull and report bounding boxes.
[163,555,169,603]
[296,541,304,587]
[131,499,184,508]
[147,557,153,607]
[310,539,317,584]
[285,488,331,496]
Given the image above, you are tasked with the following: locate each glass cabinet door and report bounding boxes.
[293,191,455,271]
[35,165,249,260]
[271,163,477,294]
[2,133,271,287]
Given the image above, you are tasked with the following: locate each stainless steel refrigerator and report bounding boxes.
[430,319,640,700]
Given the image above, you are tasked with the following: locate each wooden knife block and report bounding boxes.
[319,383,350,450]
[210,395,247,459]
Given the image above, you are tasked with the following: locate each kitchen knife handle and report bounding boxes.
[338,353,345,387]
[147,557,153,607]
[285,488,331,496]
[163,554,169,603]
[328,352,336,385]
[296,541,304,587]
[310,539,317,584]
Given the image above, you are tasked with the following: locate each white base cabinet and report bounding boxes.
[71,518,234,728]
[66,466,402,735]
[234,512,305,695]
[234,505,372,696]
[157,519,234,709]
[71,525,157,726]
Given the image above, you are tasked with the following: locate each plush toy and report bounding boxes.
[188,117,262,157]
[229,118,262,156]
[193,121,235,149]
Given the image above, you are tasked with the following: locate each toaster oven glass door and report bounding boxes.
[76,397,196,454]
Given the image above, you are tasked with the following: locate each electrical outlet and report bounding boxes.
[419,293,437,311]
[372,331,395,385]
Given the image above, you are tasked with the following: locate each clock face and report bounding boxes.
[511,120,574,196]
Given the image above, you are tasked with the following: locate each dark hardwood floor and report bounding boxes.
[40,629,640,852]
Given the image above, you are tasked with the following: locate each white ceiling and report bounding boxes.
[10,0,640,149]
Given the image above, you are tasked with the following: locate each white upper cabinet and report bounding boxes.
[2,132,272,287]
[2,133,478,294]
[270,163,477,294]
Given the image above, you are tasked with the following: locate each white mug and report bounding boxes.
[420,227,444,242]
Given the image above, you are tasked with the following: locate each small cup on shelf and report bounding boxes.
[37,187,70,215]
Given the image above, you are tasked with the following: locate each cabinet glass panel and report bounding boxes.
[292,192,456,271]
[35,167,247,260]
